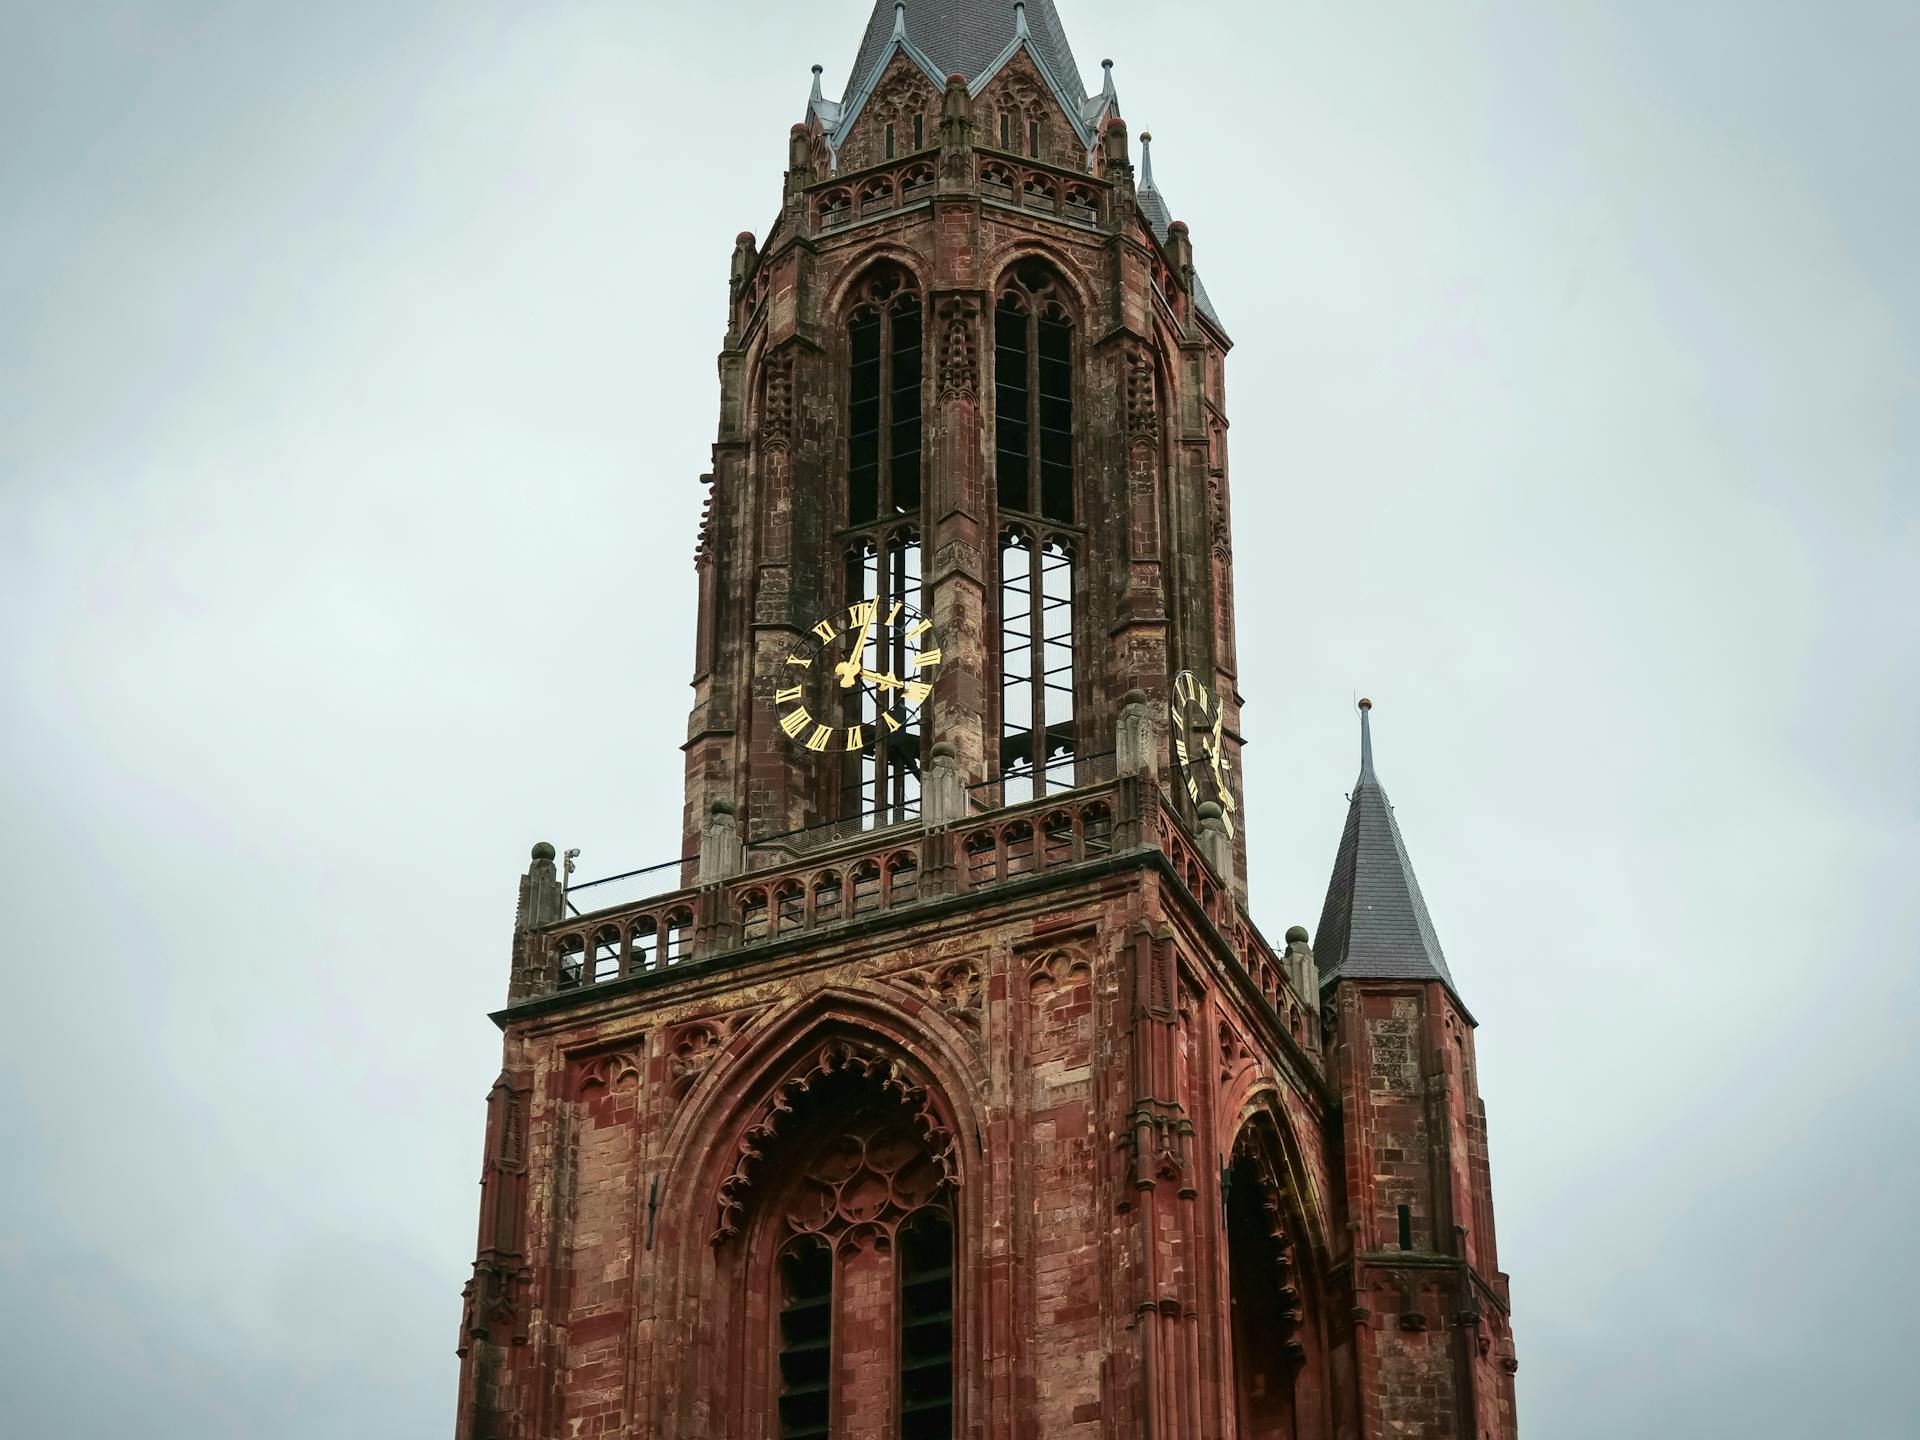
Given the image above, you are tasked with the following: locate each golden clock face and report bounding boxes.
[777,599,943,754]
[1169,669,1238,838]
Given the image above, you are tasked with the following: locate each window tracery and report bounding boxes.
[724,1052,957,1438]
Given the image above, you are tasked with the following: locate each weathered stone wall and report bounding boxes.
[453,847,1349,1437]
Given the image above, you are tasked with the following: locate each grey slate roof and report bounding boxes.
[1314,706,1462,998]
[822,5,1228,336]
[848,0,1087,98]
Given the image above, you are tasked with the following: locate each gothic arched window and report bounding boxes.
[1224,1124,1320,1439]
[747,1061,957,1438]
[841,264,927,828]
[994,262,1074,524]
[847,265,923,526]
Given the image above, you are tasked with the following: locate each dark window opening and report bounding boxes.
[845,267,923,527]
[890,300,923,513]
[1000,112,1011,149]
[1037,316,1073,522]
[848,310,883,524]
[885,124,896,159]
[913,114,924,149]
[778,1238,833,1438]
[1227,1152,1303,1438]
[993,270,1075,523]
[1028,119,1040,157]
[900,1210,954,1438]
[994,297,1030,514]
[1398,1204,1414,1251]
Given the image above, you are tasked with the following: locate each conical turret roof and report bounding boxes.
[1315,702,1460,996]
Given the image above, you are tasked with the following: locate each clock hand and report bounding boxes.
[838,609,878,688]
[859,669,903,691]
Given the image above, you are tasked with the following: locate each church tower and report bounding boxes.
[454,4,1520,1437]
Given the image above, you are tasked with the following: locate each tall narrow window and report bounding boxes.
[999,530,1077,803]
[999,111,1011,149]
[841,266,927,826]
[847,266,922,526]
[994,263,1075,522]
[913,114,924,149]
[744,1064,959,1439]
[778,1238,833,1438]
[841,532,924,829]
[885,123,896,159]
[1227,1150,1302,1439]
[900,1209,955,1437]
[995,263,1078,802]
[1028,119,1040,157]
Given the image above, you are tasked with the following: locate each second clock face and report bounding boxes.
[777,600,943,753]
[1170,669,1238,838]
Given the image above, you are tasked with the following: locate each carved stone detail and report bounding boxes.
[761,353,795,453]
[1027,947,1092,994]
[667,1008,765,1102]
[937,299,979,402]
[1232,1126,1309,1365]
[578,1048,645,1096]
[1125,348,1159,443]
[712,1038,958,1243]
[893,956,983,1030]
[780,1109,949,1253]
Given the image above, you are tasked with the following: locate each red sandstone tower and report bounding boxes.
[453,4,1520,1436]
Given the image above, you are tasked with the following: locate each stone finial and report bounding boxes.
[1101,115,1131,175]
[730,231,757,293]
[699,799,744,884]
[788,123,811,172]
[939,71,974,161]
[1282,924,1320,1017]
[1117,687,1158,780]
[1197,799,1235,888]
[923,740,965,826]
[1166,218,1193,274]
[508,841,566,1005]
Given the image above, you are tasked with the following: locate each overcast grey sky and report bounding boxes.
[2,1,1915,1435]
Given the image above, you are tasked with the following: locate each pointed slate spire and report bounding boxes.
[1314,700,1460,997]
[1138,128,1158,191]
[1102,57,1118,103]
[844,0,1089,101]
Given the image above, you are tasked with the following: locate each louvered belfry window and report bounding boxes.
[777,1237,834,1438]
[994,262,1078,802]
[899,1209,956,1437]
